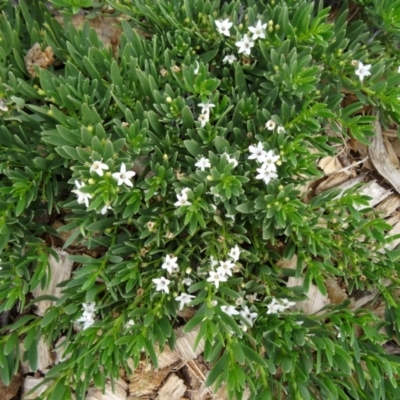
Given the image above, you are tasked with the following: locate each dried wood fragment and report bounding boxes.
[36,336,53,372]
[315,172,351,193]
[155,374,186,400]
[287,277,330,315]
[24,43,54,77]
[86,379,128,400]
[22,377,48,400]
[354,181,392,210]
[175,326,205,363]
[369,119,400,195]
[32,248,74,316]
[375,193,400,218]
[384,213,400,250]
[128,361,170,396]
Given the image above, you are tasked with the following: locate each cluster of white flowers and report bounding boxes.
[221,304,258,329]
[265,119,285,134]
[266,297,296,314]
[207,245,240,288]
[197,99,215,128]
[236,20,266,56]
[77,302,96,330]
[72,161,136,212]
[248,141,280,185]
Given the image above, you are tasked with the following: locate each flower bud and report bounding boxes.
[166,96,172,103]
[88,178,96,185]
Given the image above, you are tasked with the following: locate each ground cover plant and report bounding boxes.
[1,0,400,398]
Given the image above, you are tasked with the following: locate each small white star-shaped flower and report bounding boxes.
[112,163,136,187]
[90,160,109,177]
[217,260,235,277]
[228,245,241,261]
[255,165,278,185]
[182,277,193,286]
[152,277,171,294]
[265,119,276,131]
[198,101,215,115]
[72,180,92,208]
[259,150,280,167]
[221,305,240,316]
[240,306,258,326]
[207,271,227,289]
[248,142,267,163]
[235,34,255,56]
[175,293,195,310]
[277,125,285,134]
[197,113,209,128]
[100,205,112,215]
[195,157,211,171]
[223,153,238,168]
[174,193,191,207]
[161,255,179,274]
[355,61,371,82]
[248,20,267,40]
[215,18,233,36]
[222,54,237,64]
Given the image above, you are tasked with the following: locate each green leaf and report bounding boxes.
[205,350,229,387]
[182,106,194,129]
[4,333,18,356]
[241,344,267,368]
[41,308,59,328]
[184,139,202,157]
[236,202,255,214]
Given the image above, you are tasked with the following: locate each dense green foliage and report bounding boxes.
[1,0,400,398]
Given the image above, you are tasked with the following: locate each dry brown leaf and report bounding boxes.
[369,119,400,194]
[325,279,349,305]
[318,156,343,175]
[24,43,54,77]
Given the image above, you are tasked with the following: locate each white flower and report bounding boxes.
[77,302,97,330]
[228,245,240,261]
[82,302,96,317]
[182,277,193,286]
[72,180,92,208]
[152,277,171,294]
[245,293,258,303]
[112,163,136,187]
[210,300,218,307]
[248,20,267,40]
[209,256,219,268]
[175,293,195,310]
[197,112,209,127]
[195,157,211,171]
[198,101,215,115]
[207,270,227,289]
[0,99,8,112]
[90,160,109,177]
[77,314,95,330]
[259,150,280,167]
[126,319,135,328]
[217,260,235,277]
[100,205,112,215]
[223,153,238,168]
[240,306,258,326]
[174,193,191,207]
[265,119,276,131]
[266,297,295,314]
[277,125,285,134]
[235,34,255,56]
[355,61,371,82]
[215,18,233,36]
[194,60,200,75]
[161,255,179,274]
[221,305,239,316]
[222,54,237,64]
[255,165,278,184]
[248,142,267,163]
[181,187,191,196]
